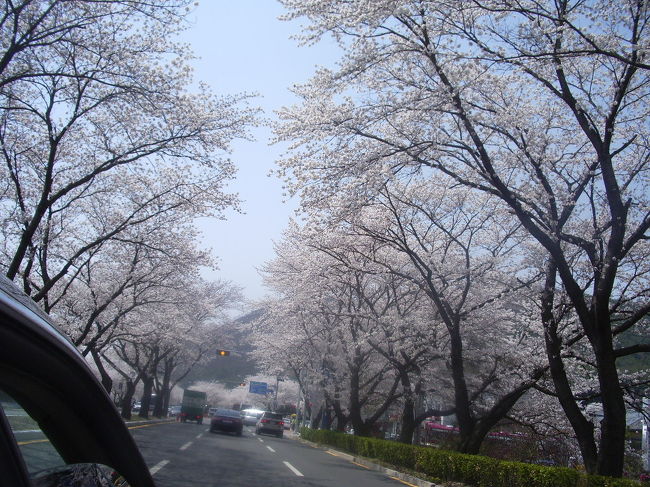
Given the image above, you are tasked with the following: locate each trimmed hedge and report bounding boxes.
[299,428,641,487]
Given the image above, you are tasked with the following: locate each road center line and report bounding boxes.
[266,446,276,452]
[390,477,418,487]
[17,438,50,446]
[180,441,193,450]
[283,461,304,477]
[150,460,169,475]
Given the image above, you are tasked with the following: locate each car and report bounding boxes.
[209,408,243,435]
[255,411,284,438]
[283,416,292,430]
[241,408,264,426]
[0,276,155,486]
[168,405,181,417]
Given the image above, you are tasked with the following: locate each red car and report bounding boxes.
[209,408,243,436]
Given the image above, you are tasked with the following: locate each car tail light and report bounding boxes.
[279,421,284,425]
[261,419,269,423]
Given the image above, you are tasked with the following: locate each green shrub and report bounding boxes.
[496,461,580,487]
[580,475,642,487]
[298,428,641,487]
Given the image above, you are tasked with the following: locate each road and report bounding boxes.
[131,422,413,487]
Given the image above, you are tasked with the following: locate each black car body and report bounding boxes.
[209,409,243,435]
[0,277,155,486]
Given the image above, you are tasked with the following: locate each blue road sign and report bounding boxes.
[249,381,268,395]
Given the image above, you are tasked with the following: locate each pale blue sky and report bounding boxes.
[182,2,339,303]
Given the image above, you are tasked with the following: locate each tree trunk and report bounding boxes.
[332,399,348,432]
[397,364,419,444]
[399,395,418,444]
[347,362,372,436]
[152,393,164,418]
[160,359,173,416]
[91,348,113,394]
[312,404,324,429]
[139,375,153,419]
[120,380,136,420]
[322,406,332,430]
[447,324,476,453]
[594,335,626,477]
[542,261,599,473]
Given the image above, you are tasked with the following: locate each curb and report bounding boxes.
[288,432,439,487]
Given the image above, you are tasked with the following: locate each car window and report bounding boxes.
[215,409,240,418]
[264,412,283,420]
[0,388,66,476]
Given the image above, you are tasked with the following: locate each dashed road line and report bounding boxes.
[196,433,203,439]
[283,461,304,477]
[180,441,193,451]
[266,445,276,453]
[150,460,169,475]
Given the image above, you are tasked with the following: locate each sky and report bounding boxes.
[180,2,340,304]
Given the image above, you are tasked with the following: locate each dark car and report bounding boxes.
[255,411,284,438]
[209,408,243,435]
[0,276,155,487]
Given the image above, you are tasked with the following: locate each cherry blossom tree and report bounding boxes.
[0,0,257,304]
[276,0,649,476]
[292,180,549,450]
[255,226,405,435]
[102,277,241,419]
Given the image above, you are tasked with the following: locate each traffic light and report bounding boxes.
[216,349,230,357]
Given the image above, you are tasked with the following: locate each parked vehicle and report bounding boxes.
[168,405,181,417]
[180,389,206,424]
[283,416,292,430]
[0,276,155,486]
[256,411,284,438]
[210,408,243,435]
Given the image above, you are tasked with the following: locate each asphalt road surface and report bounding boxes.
[131,422,414,487]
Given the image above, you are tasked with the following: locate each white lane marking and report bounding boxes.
[196,433,203,439]
[283,461,304,477]
[180,441,193,450]
[266,446,276,453]
[258,438,264,442]
[150,460,169,475]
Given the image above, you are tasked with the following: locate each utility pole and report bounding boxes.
[641,398,650,472]
[273,376,279,411]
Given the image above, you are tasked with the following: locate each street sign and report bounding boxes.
[248,381,268,395]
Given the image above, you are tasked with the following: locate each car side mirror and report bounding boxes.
[32,463,131,487]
